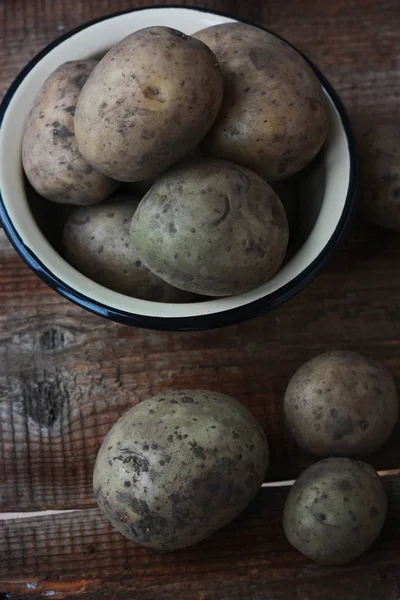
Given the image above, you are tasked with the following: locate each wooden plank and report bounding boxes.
[1,216,400,510]
[1,477,400,599]
[1,0,400,597]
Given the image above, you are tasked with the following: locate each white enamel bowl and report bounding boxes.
[0,7,358,330]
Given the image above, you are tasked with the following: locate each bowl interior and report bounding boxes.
[0,7,351,320]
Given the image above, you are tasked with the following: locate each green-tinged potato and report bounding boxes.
[63,195,193,301]
[75,27,223,182]
[130,159,289,296]
[124,145,206,196]
[93,389,269,550]
[283,458,387,564]
[284,351,398,456]
[22,61,120,205]
[359,121,400,231]
[194,23,329,181]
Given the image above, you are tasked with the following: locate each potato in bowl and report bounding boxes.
[0,7,358,330]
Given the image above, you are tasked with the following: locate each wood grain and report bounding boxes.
[2,217,400,511]
[1,0,400,598]
[1,478,400,599]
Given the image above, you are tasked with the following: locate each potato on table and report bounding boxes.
[283,458,387,564]
[284,350,398,456]
[195,23,329,181]
[130,158,289,297]
[75,26,223,182]
[93,389,269,550]
[22,61,119,205]
[359,121,400,231]
[63,195,193,302]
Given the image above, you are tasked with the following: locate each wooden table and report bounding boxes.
[1,1,400,598]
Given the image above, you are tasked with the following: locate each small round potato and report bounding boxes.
[130,159,289,296]
[359,121,400,231]
[22,61,119,205]
[194,23,329,181]
[283,458,387,564]
[75,27,223,182]
[63,196,192,301]
[284,351,399,456]
[93,389,269,550]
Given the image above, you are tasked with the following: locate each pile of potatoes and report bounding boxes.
[93,349,397,564]
[22,23,330,300]
[22,18,400,566]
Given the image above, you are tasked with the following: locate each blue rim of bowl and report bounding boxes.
[0,5,359,332]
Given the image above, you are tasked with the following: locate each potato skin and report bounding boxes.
[75,27,223,182]
[93,389,269,550]
[194,23,328,181]
[359,121,400,231]
[271,179,299,237]
[63,196,193,302]
[22,61,120,205]
[130,159,289,296]
[284,351,398,456]
[283,458,387,564]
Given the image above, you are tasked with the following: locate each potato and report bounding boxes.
[283,458,387,564]
[284,351,398,456]
[75,27,223,182]
[130,159,289,296]
[194,23,329,181]
[63,195,193,301]
[22,61,119,205]
[359,121,400,231]
[124,145,206,196]
[271,179,299,237]
[93,389,269,550]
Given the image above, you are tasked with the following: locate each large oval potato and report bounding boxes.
[359,121,400,231]
[75,27,223,182]
[22,61,119,205]
[195,23,329,181]
[93,389,269,550]
[284,351,399,456]
[283,458,387,564]
[63,196,193,302]
[130,159,289,296]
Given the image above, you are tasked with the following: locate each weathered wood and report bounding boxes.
[1,0,400,598]
[1,216,400,510]
[1,477,400,599]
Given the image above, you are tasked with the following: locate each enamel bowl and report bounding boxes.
[0,7,358,330]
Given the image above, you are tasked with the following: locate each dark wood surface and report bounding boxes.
[1,1,400,598]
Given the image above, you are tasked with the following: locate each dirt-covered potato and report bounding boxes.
[93,389,269,550]
[284,351,399,456]
[359,121,400,231]
[271,179,299,237]
[75,27,223,182]
[283,458,387,564]
[63,195,193,301]
[22,61,119,205]
[194,23,329,181]
[130,159,289,296]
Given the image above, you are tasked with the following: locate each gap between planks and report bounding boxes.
[1,469,399,521]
